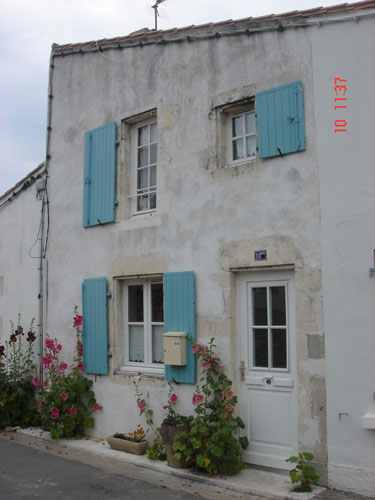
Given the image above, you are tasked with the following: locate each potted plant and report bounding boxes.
[107,424,148,455]
[160,383,191,468]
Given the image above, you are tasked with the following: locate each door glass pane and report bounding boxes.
[233,139,243,160]
[138,125,148,146]
[245,112,255,134]
[252,287,267,325]
[129,325,144,362]
[128,285,143,321]
[246,135,256,157]
[271,329,287,368]
[152,325,164,364]
[151,283,163,322]
[271,286,286,325]
[232,115,243,137]
[253,328,268,367]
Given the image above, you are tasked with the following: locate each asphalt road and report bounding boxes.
[0,437,206,500]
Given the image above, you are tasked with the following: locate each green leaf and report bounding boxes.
[290,469,302,484]
[239,436,249,450]
[236,416,245,429]
[302,465,319,482]
[302,452,314,461]
[286,456,299,463]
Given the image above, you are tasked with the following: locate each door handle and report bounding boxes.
[240,361,245,381]
[263,376,273,385]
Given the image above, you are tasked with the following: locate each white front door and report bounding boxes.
[238,271,297,470]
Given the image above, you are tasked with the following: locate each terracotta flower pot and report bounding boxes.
[160,417,191,468]
[107,436,148,455]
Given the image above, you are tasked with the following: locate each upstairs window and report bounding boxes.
[133,119,157,214]
[228,110,256,164]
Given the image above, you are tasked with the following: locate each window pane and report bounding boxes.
[138,147,148,168]
[129,325,144,362]
[232,116,243,137]
[246,136,256,157]
[152,325,164,364]
[128,285,143,321]
[150,165,156,187]
[150,123,157,143]
[271,286,286,325]
[137,194,149,211]
[233,139,243,160]
[150,144,157,165]
[245,112,255,134]
[137,167,148,190]
[271,329,287,368]
[138,125,148,146]
[151,283,163,322]
[150,193,156,210]
[252,287,267,325]
[253,329,268,367]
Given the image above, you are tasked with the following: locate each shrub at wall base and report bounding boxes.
[35,308,102,439]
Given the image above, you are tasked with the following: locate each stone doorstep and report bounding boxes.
[15,427,324,500]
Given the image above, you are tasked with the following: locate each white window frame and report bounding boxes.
[226,109,256,166]
[131,118,157,215]
[247,279,290,372]
[122,278,164,374]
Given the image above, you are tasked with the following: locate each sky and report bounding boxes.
[0,0,337,195]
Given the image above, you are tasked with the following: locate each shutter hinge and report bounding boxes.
[84,177,91,185]
[115,140,119,146]
[114,200,119,206]
[106,292,112,297]
[107,351,112,357]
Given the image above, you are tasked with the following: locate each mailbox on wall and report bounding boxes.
[162,332,187,366]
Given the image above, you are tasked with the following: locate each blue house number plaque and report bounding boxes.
[254,250,267,261]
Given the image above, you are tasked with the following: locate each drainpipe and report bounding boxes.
[37,49,55,386]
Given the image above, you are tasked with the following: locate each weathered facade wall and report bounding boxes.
[312,17,375,496]
[46,22,327,472]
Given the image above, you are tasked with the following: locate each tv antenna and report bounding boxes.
[151,0,168,30]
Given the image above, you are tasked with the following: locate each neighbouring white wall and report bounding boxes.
[312,16,375,496]
[0,181,43,346]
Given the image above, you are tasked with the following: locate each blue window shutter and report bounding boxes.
[256,81,305,159]
[164,271,196,384]
[82,277,109,374]
[83,121,117,227]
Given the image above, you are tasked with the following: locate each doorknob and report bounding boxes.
[240,361,245,381]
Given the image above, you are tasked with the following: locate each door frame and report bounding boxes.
[237,269,298,470]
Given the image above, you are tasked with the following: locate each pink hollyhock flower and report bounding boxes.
[43,379,48,387]
[224,413,228,418]
[73,315,83,328]
[77,363,84,371]
[192,394,198,406]
[163,405,168,410]
[60,392,68,401]
[197,394,204,404]
[171,393,178,402]
[93,403,102,411]
[210,357,216,364]
[40,401,46,408]
[56,344,62,352]
[51,407,59,420]
[202,361,211,370]
[137,401,145,415]
[225,403,233,412]
[68,407,77,415]
[198,344,206,354]
[192,344,197,354]
[227,390,234,399]
[221,390,226,401]
[59,362,68,372]
[33,375,40,387]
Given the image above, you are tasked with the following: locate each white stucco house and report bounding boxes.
[1,1,374,495]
